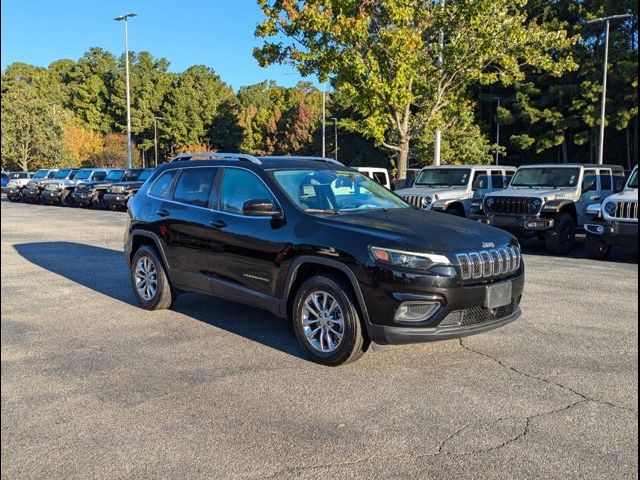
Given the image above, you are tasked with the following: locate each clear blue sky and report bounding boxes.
[1,0,312,90]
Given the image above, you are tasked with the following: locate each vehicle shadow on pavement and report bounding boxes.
[13,241,306,359]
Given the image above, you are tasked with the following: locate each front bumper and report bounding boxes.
[41,190,63,203]
[22,188,42,201]
[5,187,23,199]
[72,191,94,206]
[361,265,525,345]
[476,214,554,232]
[584,220,638,247]
[104,193,130,210]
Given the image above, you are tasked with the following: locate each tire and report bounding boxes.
[544,213,576,255]
[292,273,369,366]
[91,192,107,209]
[60,190,73,207]
[130,245,174,310]
[585,234,611,260]
[446,206,464,217]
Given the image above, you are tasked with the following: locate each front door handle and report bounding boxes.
[590,196,602,201]
[209,219,227,229]
[157,208,170,217]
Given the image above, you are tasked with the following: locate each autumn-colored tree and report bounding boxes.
[87,133,140,168]
[62,124,104,167]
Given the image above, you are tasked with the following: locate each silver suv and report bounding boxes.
[480,164,625,255]
[583,165,638,260]
[395,165,516,217]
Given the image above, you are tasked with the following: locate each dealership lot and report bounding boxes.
[1,199,637,479]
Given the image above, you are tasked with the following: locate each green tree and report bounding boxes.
[254,0,576,178]
[1,82,64,170]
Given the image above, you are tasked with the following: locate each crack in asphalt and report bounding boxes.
[457,338,637,414]
[252,340,636,479]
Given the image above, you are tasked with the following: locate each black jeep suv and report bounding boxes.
[124,154,525,366]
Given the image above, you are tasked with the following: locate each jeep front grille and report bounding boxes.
[485,197,538,215]
[608,201,638,221]
[109,186,126,194]
[456,246,521,281]
[402,195,430,209]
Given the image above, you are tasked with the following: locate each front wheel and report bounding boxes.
[91,192,107,209]
[60,190,74,207]
[585,234,611,260]
[292,274,369,366]
[130,246,174,310]
[544,213,576,255]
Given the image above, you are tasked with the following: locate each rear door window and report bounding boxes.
[599,170,612,191]
[148,170,177,199]
[172,168,217,208]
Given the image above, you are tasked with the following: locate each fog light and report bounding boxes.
[596,226,605,234]
[394,301,441,323]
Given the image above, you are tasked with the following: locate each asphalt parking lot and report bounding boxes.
[1,198,638,479]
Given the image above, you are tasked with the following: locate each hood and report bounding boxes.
[77,180,119,189]
[311,208,516,254]
[604,189,638,203]
[396,186,467,198]
[486,187,578,201]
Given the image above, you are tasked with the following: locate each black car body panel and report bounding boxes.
[125,158,525,346]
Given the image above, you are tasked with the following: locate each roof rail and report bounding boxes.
[260,155,344,167]
[169,152,262,165]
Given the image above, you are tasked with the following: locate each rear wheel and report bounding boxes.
[292,274,369,366]
[544,213,576,255]
[130,246,174,310]
[585,234,611,260]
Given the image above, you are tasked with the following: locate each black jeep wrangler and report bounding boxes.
[124,154,525,366]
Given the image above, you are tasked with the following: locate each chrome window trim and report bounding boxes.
[145,165,283,218]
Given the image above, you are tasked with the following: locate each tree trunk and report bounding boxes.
[626,126,631,170]
[396,136,410,180]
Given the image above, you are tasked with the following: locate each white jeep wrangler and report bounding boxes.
[584,165,638,260]
[395,165,516,217]
[480,164,626,255]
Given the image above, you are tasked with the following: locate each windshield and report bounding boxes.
[273,169,409,213]
[32,170,48,179]
[74,170,93,180]
[122,170,143,181]
[105,170,124,181]
[139,169,154,181]
[53,169,73,179]
[510,168,581,188]
[628,169,638,189]
[415,168,471,187]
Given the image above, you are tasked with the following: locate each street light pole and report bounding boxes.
[322,82,326,158]
[433,0,445,166]
[331,118,338,161]
[585,13,633,165]
[115,13,137,169]
[153,116,164,167]
[495,97,501,165]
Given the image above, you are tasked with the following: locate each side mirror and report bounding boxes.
[472,176,487,190]
[242,199,280,217]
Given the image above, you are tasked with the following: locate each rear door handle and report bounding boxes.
[591,196,602,201]
[209,219,227,229]
[157,208,170,217]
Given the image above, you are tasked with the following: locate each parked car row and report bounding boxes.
[395,163,637,258]
[4,167,154,210]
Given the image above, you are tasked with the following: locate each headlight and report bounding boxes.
[485,197,495,209]
[604,202,617,215]
[422,196,432,208]
[369,246,451,270]
[530,198,543,212]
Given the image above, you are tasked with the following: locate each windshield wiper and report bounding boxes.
[304,208,339,214]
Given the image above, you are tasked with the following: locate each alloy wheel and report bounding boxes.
[301,290,345,353]
[135,256,158,301]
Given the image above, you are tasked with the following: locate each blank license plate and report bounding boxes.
[485,282,512,309]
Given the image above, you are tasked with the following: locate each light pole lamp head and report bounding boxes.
[114,13,137,21]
